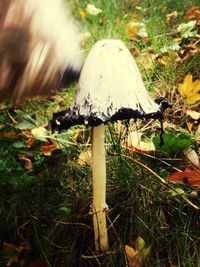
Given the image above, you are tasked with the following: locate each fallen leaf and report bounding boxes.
[127,23,138,39]
[26,259,48,267]
[3,242,24,267]
[160,42,181,53]
[127,22,148,40]
[130,47,139,58]
[31,127,49,141]
[86,4,103,15]
[0,130,19,139]
[40,143,56,156]
[166,11,178,24]
[186,110,200,120]
[178,74,200,104]
[152,131,195,155]
[78,150,92,166]
[125,245,142,267]
[179,44,199,62]
[167,169,200,189]
[183,147,200,168]
[139,50,157,69]
[157,51,181,66]
[177,20,198,38]
[15,110,36,130]
[184,6,200,25]
[125,236,151,267]
[168,187,185,197]
[126,131,155,153]
[18,153,34,170]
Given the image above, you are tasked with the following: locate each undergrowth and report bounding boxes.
[0,0,200,266]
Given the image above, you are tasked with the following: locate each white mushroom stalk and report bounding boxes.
[92,124,109,251]
[52,39,171,252]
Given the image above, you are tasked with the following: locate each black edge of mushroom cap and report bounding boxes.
[51,39,171,133]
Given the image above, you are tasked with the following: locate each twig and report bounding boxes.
[107,151,200,211]
[53,220,92,229]
[123,146,182,172]
[81,251,115,259]
[154,31,176,38]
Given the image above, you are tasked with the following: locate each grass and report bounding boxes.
[0,0,200,266]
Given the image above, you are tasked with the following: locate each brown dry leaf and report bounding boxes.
[139,50,157,69]
[166,11,178,24]
[0,131,19,139]
[3,242,24,267]
[26,259,48,267]
[24,160,33,170]
[179,44,199,62]
[40,143,56,156]
[18,154,34,170]
[126,131,155,153]
[157,51,181,66]
[184,6,200,24]
[125,245,142,267]
[130,47,139,58]
[167,169,200,189]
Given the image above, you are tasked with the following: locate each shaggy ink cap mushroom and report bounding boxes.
[51,39,171,252]
[52,39,171,132]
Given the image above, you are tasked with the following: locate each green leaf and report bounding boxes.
[13,141,25,149]
[152,131,195,155]
[31,127,49,141]
[15,110,35,123]
[135,236,145,251]
[160,42,180,53]
[15,121,36,130]
[168,187,185,196]
[59,206,70,214]
[177,20,197,38]
[141,246,151,259]
[15,110,37,130]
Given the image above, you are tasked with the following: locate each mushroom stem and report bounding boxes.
[92,124,109,252]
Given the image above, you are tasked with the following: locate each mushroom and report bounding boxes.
[51,39,170,252]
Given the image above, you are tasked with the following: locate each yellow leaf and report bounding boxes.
[178,74,200,104]
[79,8,86,19]
[127,23,138,40]
[78,150,92,166]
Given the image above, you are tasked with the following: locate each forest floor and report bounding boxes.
[0,0,200,266]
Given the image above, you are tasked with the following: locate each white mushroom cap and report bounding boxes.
[52,39,170,131]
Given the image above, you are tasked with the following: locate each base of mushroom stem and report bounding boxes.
[91,204,109,252]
